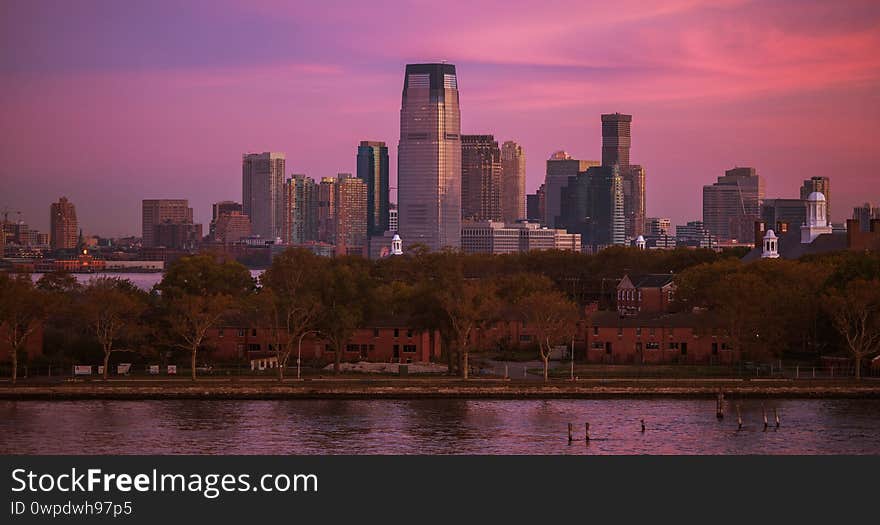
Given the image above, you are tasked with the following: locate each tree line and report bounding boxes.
[2,246,879,382]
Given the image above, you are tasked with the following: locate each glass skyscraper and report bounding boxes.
[357,141,390,236]
[398,63,461,250]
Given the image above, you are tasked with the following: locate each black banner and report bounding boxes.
[1,456,875,523]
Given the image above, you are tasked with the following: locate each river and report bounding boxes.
[31,270,264,291]
[2,399,878,454]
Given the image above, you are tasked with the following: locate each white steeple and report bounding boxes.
[801,192,832,244]
[635,235,646,250]
[391,234,403,256]
[762,229,779,258]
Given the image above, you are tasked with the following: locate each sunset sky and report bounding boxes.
[2,0,879,237]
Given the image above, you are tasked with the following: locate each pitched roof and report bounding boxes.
[742,229,847,261]
[620,273,675,289]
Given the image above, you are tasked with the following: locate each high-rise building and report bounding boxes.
[209,201,246,241]
[461,134,502,222]
[316,177,337,244]
[558,165,625,250]
[49,196,78,251]
[242,152,285,240]
[501,141,526,223]
[142,199,193,248]
[334,174,368,256]
[544,151,598,228]
[356,141,390,237]
[398,63,461,251]
[211,211,251,244]
[853,202,880,232]
[154,221,202,251]
[800,177,831,224]
[601,113,631,168]
[702,167,764,242]
[621,164,646,239]
[460,221,581,255]
[526,193,541,223]
[761,198,807,230]
[646,217,671,236]
[675,220,715,249]
[284,174,318,245]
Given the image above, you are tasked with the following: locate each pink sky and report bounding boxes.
[1,0,879,237]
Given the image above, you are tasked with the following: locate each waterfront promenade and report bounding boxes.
[2,377,879,400]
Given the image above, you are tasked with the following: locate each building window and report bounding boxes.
[403,345,416,353]
[593,326,599,336]
[646,342,660,350]
[237,328,245,337]
[520,335,532,342]
[251,328,257,337]
[591,342,604,349]
[681,344,687,356]
[617,327,623,336]
[721,343,729,351]
[394,328,399,338]
[649,327,655,336]
[346,344,359,353]
[248,343,260,352]
[373,328,379,337]
[236,344,245,358]
[636,327,642,337]
[668,342,679,350]
[407,329,413,338]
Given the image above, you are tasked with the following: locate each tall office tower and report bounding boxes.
[316,177,337,243]
[646,217,671,236]
[526,193,541,222]
[388,204,398,233]
[601,113,631,168]
[398,63,461,250]
[142,199,193,248]
[209,201,244,240]
[800,176,831,224]
[621,165,646,238]
[242,152,285,239]
[461,134,502,222]
[501,140,526,223]
[211,211,251,244]
[675,220,715,248]
[853,202,880,232]
[334,174,368,256]
[557,165,625,249]
[49,196,78,251]
[284,174,318,245]
[702,167,765,242]
[544,151,598,227]
[356,141,390,236]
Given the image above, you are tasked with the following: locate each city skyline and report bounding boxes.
[2,0,879,237]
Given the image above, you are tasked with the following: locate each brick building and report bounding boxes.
[616,274,676,316]
[203,319,441,365]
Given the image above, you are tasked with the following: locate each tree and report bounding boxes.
[824,279,880,380]
[257,249,323,381]
[441,279,501,380]
[0,274,48,385]
[315,257,373,374]
[157,256,254,380]
[519,291,579,382]
[79,278,148,380]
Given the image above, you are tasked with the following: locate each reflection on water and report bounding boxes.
[2,399,879,455]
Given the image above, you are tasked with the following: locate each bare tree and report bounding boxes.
[79,278,147,380]
[824,279,880,380]
[0,274,47,385]
[166,294,233,381]
[519,291,579,382]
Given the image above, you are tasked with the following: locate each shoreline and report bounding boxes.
[2,379,880,400]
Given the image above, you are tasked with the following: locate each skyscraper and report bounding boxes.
[398,63,461,250]
[141,199,193,248]
[242,152,285,239]
[316,177,337,244]
[601,113,645,239]
[702,167,765,242]
[853,202,880,232]
[334,174,368,256]
[544,151,598,228]
[800,176,831,224]
[461,134,502,222]
[49,196,78,251]
[284,174,318,245]
[209,201,249,243]
[557,165,625,249]
[501,141,526,224]
[356,141,390,237]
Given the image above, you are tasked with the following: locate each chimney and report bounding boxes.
[776,221,788,234]
[754,221,765,249]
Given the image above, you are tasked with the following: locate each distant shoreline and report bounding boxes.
[2,379,879,400]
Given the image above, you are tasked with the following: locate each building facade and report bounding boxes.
[316,177,337,244]
[601,113,645,239]
[398,63,462,251]
[242,152,285,240]
[544,151,598,228]
[357,141,390,236]
[501,140,526,224]
[49,196,78,251]
[334,174,368,256]
[460,221,581,255]
[852,202,880,233]
[141,199,193,248]
[284,174,318,245]
[702,167,765,242]
[461,134,502,222]
[800,176,831,224]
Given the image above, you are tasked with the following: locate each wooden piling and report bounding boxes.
[774,408,780,429]
[640,419,646,433]
[585,422,590,442]
[736,403,743,430]
[568,423,573,444]
[762,404,768,432]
